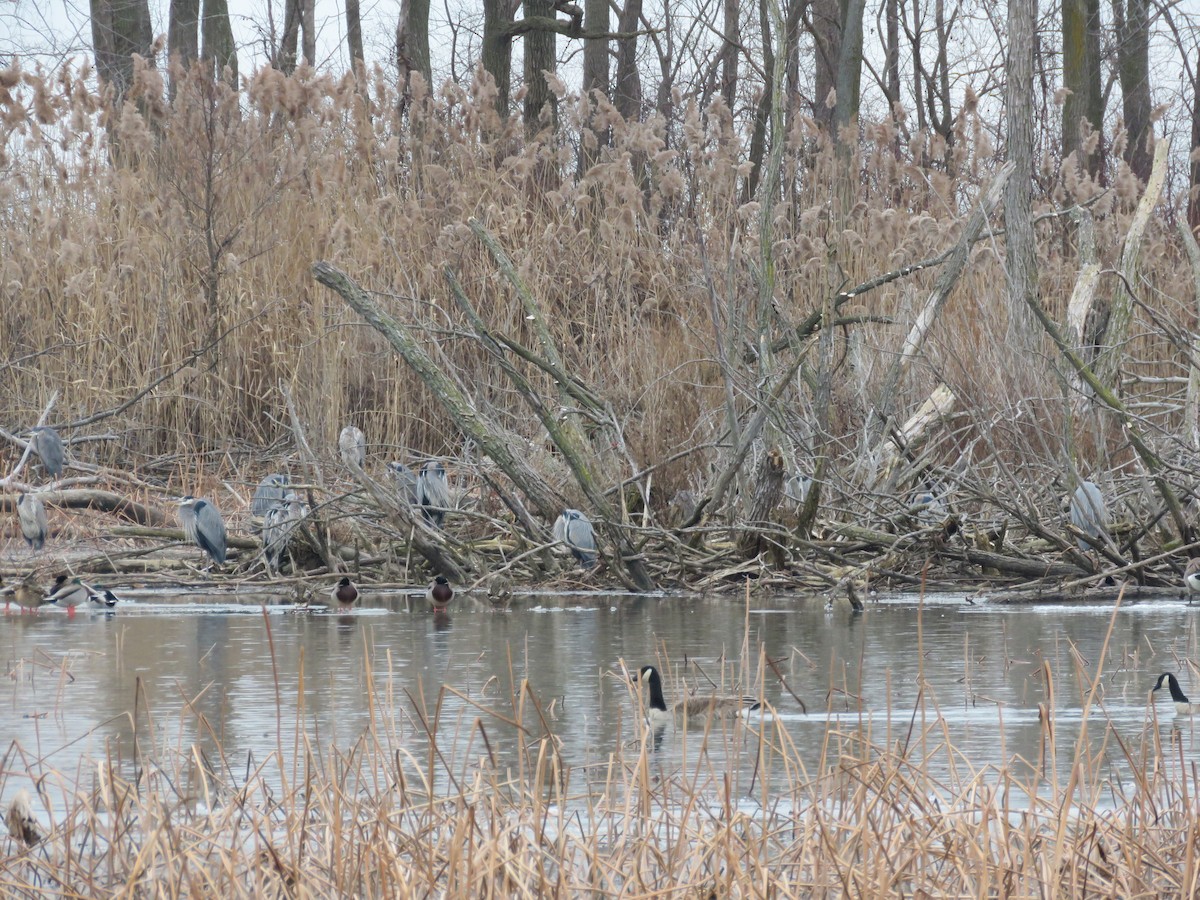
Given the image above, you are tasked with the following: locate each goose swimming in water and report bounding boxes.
[1152,672,1200,716]
[632,665,760,729]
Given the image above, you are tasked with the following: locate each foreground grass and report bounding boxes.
[3,646,1197,897]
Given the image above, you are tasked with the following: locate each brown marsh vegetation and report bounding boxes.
[1,59,1199,594]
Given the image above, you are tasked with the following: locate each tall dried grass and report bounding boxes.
[1,59,1194,514]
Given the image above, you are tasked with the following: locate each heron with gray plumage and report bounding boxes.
[16,493,47,551]
[177,496,228,567]
[251,473,290,517]
[416,460,451,527]
[910,481,949,526]
[1068,480,1109,552]
[553,509,596,567]
[27,426,64,480]
[339,425,366,470]
[262,491,306,575]
[387,461,419,505]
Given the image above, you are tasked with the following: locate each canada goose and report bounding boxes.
[416,460,451,527]
[5,789,42,848]
[552,509,596,567]
[16,493,47,551]
[632,665,760,729]
[428,575,454,609]
[331,577,359,608]
[1153,673,1200,716]
[339,425,366,470]
[28,425,64,480]
[1185,558,1200,602]
[177,496,228,566]
[251,473,289,517]
[1069,481,1109,551]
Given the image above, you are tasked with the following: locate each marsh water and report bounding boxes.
[4,587,1200,812]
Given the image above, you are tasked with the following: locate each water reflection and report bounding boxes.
[3,591,1200,810]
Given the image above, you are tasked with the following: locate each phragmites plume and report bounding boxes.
[6,789,43,848]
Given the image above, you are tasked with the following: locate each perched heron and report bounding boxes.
[387,461,419,505]
[553,509,596,567]
[910,482,949,526]
[784,474,812,506]
[177,496,228,566]
[263,491,306,575]
[428,575,454,609]
[331,577,359,608]
[251,473,290,517]
[1068,481,1108,552]
[339,425,366,470]
[16,493,47,551]
[28,426,64,480]
[416,460,451,527]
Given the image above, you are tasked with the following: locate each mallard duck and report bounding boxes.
[93,588,119,609]
[486,574,513,610]
[1153,672,1200,716]
[633,665,760,729]
[5,577,53,614]
[428,575,454,609]
[47,576,93,614]
[331,577,359,608]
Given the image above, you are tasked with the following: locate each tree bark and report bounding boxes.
[301,0,316,67]
[613,0,643,120]
[168,0,200,96]
[1062,0,1105,180]
[276,0,300,73]
[397,0,432,90]
[809,0,839,127]
[1005,0,1039,347]
[483,0,516,116]
[89,0,154,106]
[346,0,364,70]
[1112,0,1153,181]
[719,0,739,114]
[523,0,558,133]
[582,0,609,99]
[201,0,238,85]
[832,0,866,155]
[738,448,785,562]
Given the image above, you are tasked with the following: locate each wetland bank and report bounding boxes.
[3,22,1200,895]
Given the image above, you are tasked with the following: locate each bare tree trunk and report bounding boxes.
[1062,0,1105,180]
[1005,0,1039,347]
[582,0,609,99]
[276,0,300,73]
[744,0,773,202]
[1112,0,1153,181]
[301,0,316,67]
[810,0,839,126]
[883,0,901,109]
[523,0,558,133]
[168,0,200,97]
[201,0,238,85]
[397,0,432,90]
[720,0,739,113]
[90,0,154,106]
[613,0,643,120]
[483,0,516,116]
[832,0,865,148]
[346,0,364,71]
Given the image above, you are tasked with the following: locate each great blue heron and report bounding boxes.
[263,491,306,575]
[633,665,759,731]
[331,577,359,608]
[251,473,290,517]
[28,426,64,480]
[16,493,47,551]
[553,509,596,567]
[1185,558,1200,602]
[784,473,812,506]
[339,425,366,470]
[428,575,454,609]
[177,496,228,566]
[910,481,948,526]
[387,461,419,505]
[1068,481,1108,551]
[416,460,450,527]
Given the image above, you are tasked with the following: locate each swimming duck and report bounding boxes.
[331,577,359,608]
[428,575,454,609]
[632,665,760,729]
[1152,672,1200,716]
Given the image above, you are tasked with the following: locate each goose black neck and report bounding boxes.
[1162,673,1190,704]
[643,668,668,712]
